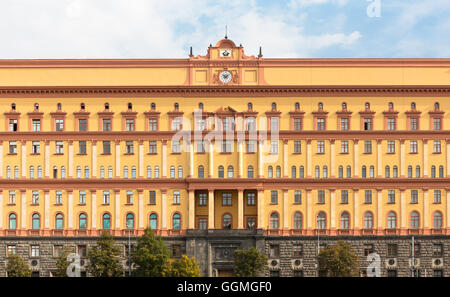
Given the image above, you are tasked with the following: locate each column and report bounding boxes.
[330,189,336,234]
[208,141,214,177]
[376,189,382,234]
[92,141,97,178]
[44,190,50,234]
[67,190,74,235]
[68,141,73,177]
[91,190,97,231]
[238,190,244,229]
[257,190,265,229]
[20,190,26,235]
[400,189,406,235]
[282,190,289,233]
[258,140,264,178]
[283,141,288,177]
[138,190,144,231]
[21,141,26,177]
[44,141,50,178]
[188,190,195,229]
[377,140,382,177]
[114,190,121,232]
[400,140,405,177]
[330,140,335,178]
[161,190,167,233]
[423,190,429,234]
[353,190,359,233]
[306,189,312,233]
[0,141,3,178]
[189,141,194,177]
[306,140,312,177]
[208,190,214,229]
[238,141,244,178]
[162,141,167,178]
[139,141,144,178]
[423,140,428,177]
[447,140,450,177]
[115,141,120,177]
[353,140,359,177]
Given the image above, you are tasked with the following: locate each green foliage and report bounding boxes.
[131,228,170,277]
[162,255,201,277]
[233,248,268,277]
[87,231,124,277]
[6,254,31,277]
[318,240,359,277]
[54,247,75,277]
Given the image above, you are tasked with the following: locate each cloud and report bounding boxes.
[289,0,349,8]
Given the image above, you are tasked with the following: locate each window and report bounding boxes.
[196,141,205,153]
[387,244,397,257]
[103,141,111,154]
[269,245,279,258]
[78,119,87,131]
[56,141,64,154]
[364,118,372,131]
[340,212,350,230]
[9,119,18,132]
[270,213,279,229]
[126,214,134,229]
[103,191,110,204]
[387,141,395,153]
[246,140,256,153]
[247,166,254,178]
[148,118,158,131]
[126,141,134,154]
[14,166,18,179]
[293,212,302,229]
[410,118,418,130]
[388,190,395,204]
[102,214,111,230]
[439,166,444,178]
[433,244,443,257]
[387,118,396,130]
[347,166,352,178]
[102,119,111,131]
[31,245,40,257]
[433,211,443,229]
[431,166,436,178]
[172,118,182,131]
[77,245,87,258]
[294,141,301,154]
[270,117,279,131]
[276,166,281,178]
[293,244,303,257]
[361,166,367,178]
[364,190,372,204]
[364,212,373,229]
[172,214,181,230]
[293,190,302,204]
[222,192,232,206]
[125,119,135,131]
[416,166,420,178]
[126,191,133,204]
[9,191,16,204]
[294,118,302,130]
[79,141,87,154]
[340,118,349,131]
[271,191,278,204]
[9,141,17,154]
[198,166,205,178]
[79,191,86,204]
[170,166,175,178]
[29,166,34,179]
[341,141,349,153]
[387,212,397,229]
[223,214,232,229]
[149,191,156,205]
[9,214,17,229]
[434,190,441,204]
[227,166,234,178]
[270,141,278,154]
[108,166,113,179]
[32,213,40,229]
[317,118,325,130]
[291,166,297,178]
[32,191,39,205]
[198,218,207,230]
[198,193,207,206]
[364,141,372,154]
[434,270,443,277]
[363,244,374,257]
[323,166,328,178]
[55,191,62,205]
[410,211,420,229]
[411,190,418,204]
[247,193,256,206]
[149,214,157,230]
[149,141,157,154]
[410,141,418,153]
[341,190,348,204]
[385,166,390,178]
[171,141,180,153]
[433,118,441,131]
[317,212,326,229]
[32,119,41,132]
[393,166,398,178]
[173,191,180,204]
[433,140,441,153]
[55,214,64,230]
[300,166,305,178]
[318,190,325,204]
[338,166,343,178]
[7,245,17,256]
[246,117,256,131]
[84,166,89,178]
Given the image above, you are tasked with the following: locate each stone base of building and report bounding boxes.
[0,231,447,277]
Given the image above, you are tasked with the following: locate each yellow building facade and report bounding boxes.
[0,38,449,241]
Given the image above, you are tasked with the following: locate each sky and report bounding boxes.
[0,0,449,59]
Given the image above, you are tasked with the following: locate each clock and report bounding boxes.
[219,71,233,83]
[220,49,232,57]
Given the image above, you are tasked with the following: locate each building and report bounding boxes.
[0,38,449,277]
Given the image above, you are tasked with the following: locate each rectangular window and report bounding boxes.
[434,270,443,277]
[341,141,349,154]
[222,192,232,206]
[172,141,180,153]
[387,141,395,154]
[247,193,256,206]
[196,118,206,131]
[55,191,62,205]
[149,141,157,154]
[411,243,420,257]
[103,141,111,154]
[269,245,279,258]
[434,190,441,204]
[340,118,349,131]
[364,118,372,131]
[78,119,87,131]
[387,244,398,257]
[170,245,181,258]
[317,118,325,130]
[364,141,372,154]
[294,190,302,204]
[433,118,441,131]
[77,245,87,258]
[126,141,134,154]
[410,118,418,130]
[221,141,231,153]
[7,245,16,256]
[410,141,418,153]
[196,141,205,153]
[32,191,39,205]
[9,141,17,154]
[317,141,325,154]
[79,141,87,154]
[318,190,325,204]
[364,244,374,256]
[55,119,64,131]
[103,191,110,204]
[198,193,207,206]
[9,119,18,132]
[271,191,278,204]
[79,191,86,204]
[341,190,348,204]
[102,119,111,131]
[388,190,396,204]
[9,191,16,204]
[411,190,418,204]
[364,190,372,204]
[56,141,64,154]
[294,118,302,130]
[148,118,158,131]
[32,141,40,154]
[32,119,41,132]
[434,141,441,153]
[270,141,278,154]
[270,117,279,131]
[246,141,256,153]
[31,245,40,257]
[387,118,396,130]
[433,244,443,257]
[198,218,207,230]
[294,141,301,154]
[246,117,256,131]
[125,119,135,131]
[149,191,156,205]
[293,244,303,258]
[171,118,181,131]
[126,191,133,204]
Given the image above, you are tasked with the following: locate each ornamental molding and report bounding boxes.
[0,85,449,97]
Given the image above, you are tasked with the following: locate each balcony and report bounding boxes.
[362,229,375,235]
[431,228,443,234]
[28,230,41,236]
[338,229,351,235]
[291,229,304,235]
[315,229,328,235]
[385,228,398,235]
[52,229,64,236]
[408,229,422,235]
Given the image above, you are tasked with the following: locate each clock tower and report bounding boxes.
[187,37,266,86]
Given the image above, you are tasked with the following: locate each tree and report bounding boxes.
[318,240,359,277]
[233,248,268,277]
[53,247,75,277]
[6,254,31,277]
[131,228,169,277]
[162,255,201,277]
[87,231,124,277]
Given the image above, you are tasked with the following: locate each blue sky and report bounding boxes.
[0,0,449,59]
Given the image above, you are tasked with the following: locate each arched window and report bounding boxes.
[198,166,204,178]
[227,166,234,178]
[149,213,158,230]
[170,166,175,178]
[299,166,305,178]
[174,103,179,110]
[433,211,443,229]
[362,166,367,178]
[270,213,279,229]
[364,212,373,229]
[295,102,300,110]
[79,213,87,230]
[131,166,137,179]
[411,102,416,110]
[387,212,397,229]
[11,103,16,110]
[248,102,253,110]
[370,166,375,178]
[388,102,394,109]
[154,166,159,178]
[100,166,105,178]
[127,102,132,110]
[408,166,413,178]
[293,212,302,229]
[385,166,390,178]
[80,103,85,110]
[7,166,12,178]
[102,213,111,230]
[340,212,350,230]
[61,166,66,179]
[123,166,129,178]
[34,103,39,111]
[268,166,273,178]
[271,102,277,110]
[416,166,421,178]
[435,102,440,110]
[248,166,254,178]
[315,166,320,178]
[104,103,109,110]
[55,213,64,230]
[108,166,113,179]
[37,166,42,178]
[178,166,183,178]
[172,213,181,230]
[84,166,89,178]
[151,103,156,110]
[147,166,152,178]
[318,102,323,110]
[276,166,281,178]
[53,166,58,179]
[342,102,347,110]
[317,212,326,229]
[198,103,203,110]
[346,166,351,178]
[431,165,436,178]
[29,166,34,179]
[291,166,297,178]
[439,166,444,178]
[338,166,343,178]
[14,166,19,179]
[323,166,328,178]
[32,213,40,230]
[57,103,62,110]
[393,166,398,178]
[365,102,370,110]
[9,213,17,229]
[218,166,224,178]
[410,211,420,229]
[126,213,134,229]
[223,214,232,229]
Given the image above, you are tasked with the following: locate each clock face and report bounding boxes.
[219,71,232,83]
[220,49,232,57]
